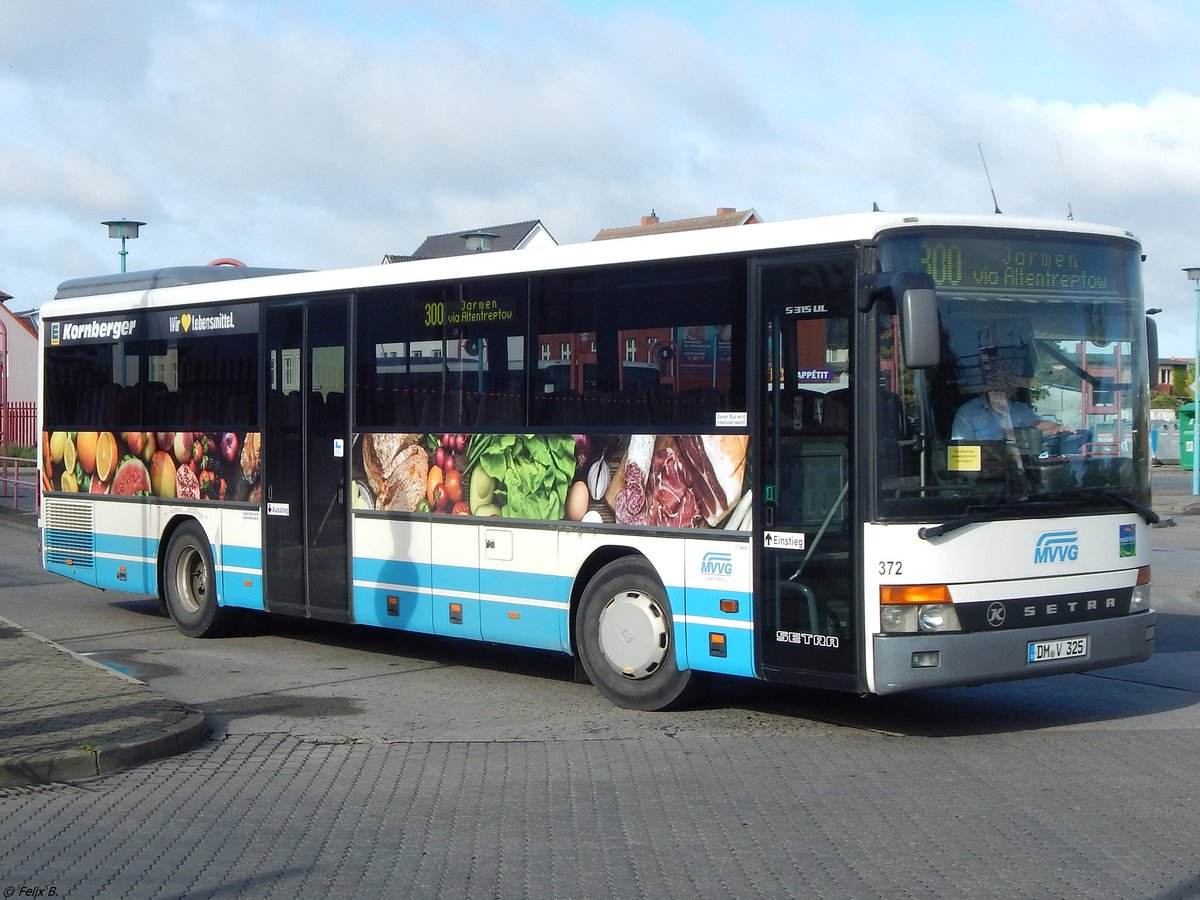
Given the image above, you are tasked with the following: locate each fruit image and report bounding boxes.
[150,450,177,498]
[172,432,193,467]
[221,432,239,462]
[111,457,151,496]
[63,436,77,475]
[123,432,147,455]
[427,465,444,508]
[60,471,79,492]
[175,464,200,500]
[468,469,495,514]
[49,432,67,465]
[75,432,99,474]
[95,433,118,483]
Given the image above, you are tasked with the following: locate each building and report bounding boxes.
[382,220,557,263]
[0,292,39,404]
[592,207,762,241]
[1154,356,1191,396]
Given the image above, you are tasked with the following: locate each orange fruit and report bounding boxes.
[95,432,117,483]
[76,432,98,474]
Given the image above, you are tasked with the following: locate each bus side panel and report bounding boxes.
[351,516,435,634]
[94,513,157,595]
[682,537,754,678]
[556,531,754,678]
[477,523,569,653]
[218,507,265,610]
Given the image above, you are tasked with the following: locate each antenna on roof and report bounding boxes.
[872,202,882,212]
[977,142,1002,215]
[1056,142,1074,220]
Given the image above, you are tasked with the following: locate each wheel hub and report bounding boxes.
[597,590,670,680]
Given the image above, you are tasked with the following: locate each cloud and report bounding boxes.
[3,0,1200,356]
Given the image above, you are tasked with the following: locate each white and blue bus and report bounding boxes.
[39,212,1157,709]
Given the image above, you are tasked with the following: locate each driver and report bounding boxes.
[951,362,1063,442]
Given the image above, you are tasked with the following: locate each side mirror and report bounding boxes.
[858,270,941,369]
[1145,315,1159,389]
[900,285,940,369]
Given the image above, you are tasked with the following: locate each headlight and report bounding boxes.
[880,603,962,634]
[1130,566,1151,612]
[879,584,961,633]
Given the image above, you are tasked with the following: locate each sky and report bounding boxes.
[5,0,1200,356]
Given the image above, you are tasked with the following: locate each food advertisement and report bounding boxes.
[354,431,752,530]
[42,430,262,502]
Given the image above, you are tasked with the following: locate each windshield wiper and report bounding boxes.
[917,487,1158,541]
[1024,487,1159,525]
[917,504,1024,540]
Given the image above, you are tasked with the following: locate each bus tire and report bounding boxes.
[575,558,696,711]
[163,523,237,638]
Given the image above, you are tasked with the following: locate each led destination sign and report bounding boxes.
[885,234,1132,296]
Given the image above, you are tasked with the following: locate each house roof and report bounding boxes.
[593,207,762,241]
[384,220,554,263]
[0,299,38,338]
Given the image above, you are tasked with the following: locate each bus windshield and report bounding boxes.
[874,230,1151,520]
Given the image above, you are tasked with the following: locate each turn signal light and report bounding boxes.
[879,584,952,605]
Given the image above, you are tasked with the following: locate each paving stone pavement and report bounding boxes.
[1,730,1199,899]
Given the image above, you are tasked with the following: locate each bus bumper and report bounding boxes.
[871,609,1156,694]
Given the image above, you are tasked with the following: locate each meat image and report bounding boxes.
[612,434,655,525]
[645,447,701,527]
[674,434,748,526]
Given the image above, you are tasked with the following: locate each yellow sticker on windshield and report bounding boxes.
[947,445,982,472]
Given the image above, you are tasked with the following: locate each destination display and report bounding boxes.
[883,233,1133,296]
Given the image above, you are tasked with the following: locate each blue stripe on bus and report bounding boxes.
[218,544,265,610]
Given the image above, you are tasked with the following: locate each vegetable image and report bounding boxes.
[469,433,577,521]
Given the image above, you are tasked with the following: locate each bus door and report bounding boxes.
[263,299,350,621]
[755,259,860,688]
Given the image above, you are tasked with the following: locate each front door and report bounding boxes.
[263,299,350,620]
[756,258,859,687]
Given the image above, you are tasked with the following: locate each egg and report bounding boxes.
[566,480,590,521]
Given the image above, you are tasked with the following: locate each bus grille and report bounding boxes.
[43,498,95,569]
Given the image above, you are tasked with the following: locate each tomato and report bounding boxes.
[450,500,470,515]
[444,469,463,502]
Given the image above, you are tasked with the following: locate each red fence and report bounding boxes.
[2,402,36,449]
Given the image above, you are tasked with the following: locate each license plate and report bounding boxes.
[1027,636,1088,663]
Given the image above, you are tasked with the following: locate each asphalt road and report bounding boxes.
[0,498,1198,898]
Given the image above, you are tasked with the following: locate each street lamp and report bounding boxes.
[1183,267,1200,496]
[102,219,145,273]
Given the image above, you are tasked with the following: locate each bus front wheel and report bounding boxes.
[163,523,237,638]
[576,558,696,711]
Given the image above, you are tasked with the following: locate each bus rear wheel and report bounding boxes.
[576,558,696,711]
[163,523,237,638]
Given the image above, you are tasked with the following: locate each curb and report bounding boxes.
[0,709,208,788]
[0,616,209,788]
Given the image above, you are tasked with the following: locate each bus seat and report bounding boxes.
[821,389,850,431]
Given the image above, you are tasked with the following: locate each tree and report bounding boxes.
[1172,365,1194,402]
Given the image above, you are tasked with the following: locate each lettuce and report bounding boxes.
[474,433,576,520]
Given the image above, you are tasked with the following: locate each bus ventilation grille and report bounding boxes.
[43,498,96,569]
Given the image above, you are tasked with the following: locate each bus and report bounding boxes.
[38,212,1158,710]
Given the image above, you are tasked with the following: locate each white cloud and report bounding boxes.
[2,0,1200,354]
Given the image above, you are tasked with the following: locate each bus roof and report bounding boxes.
[44,212,1139,317]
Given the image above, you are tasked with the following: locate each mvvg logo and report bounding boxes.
[700,552,734,577]
[1034,530,1080,564]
